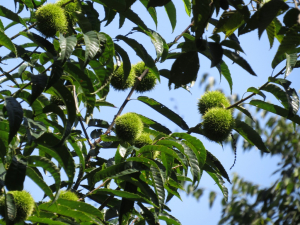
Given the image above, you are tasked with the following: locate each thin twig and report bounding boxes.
[174,21,194,43]
[78,178,111,201]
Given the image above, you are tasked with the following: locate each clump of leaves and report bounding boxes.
[0,191,35,222]
[133,61,157,93]
[114,112,143,143]
[198,91,231,115]
[110,63,136,91]
[35,3,68,37]
[202,107,234,142]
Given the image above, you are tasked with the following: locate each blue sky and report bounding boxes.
[1,0,299,224]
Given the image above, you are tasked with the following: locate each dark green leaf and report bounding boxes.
[223,49,257,76]
[30,74,47,105]
[217,60,232,94]
[59,34,77,63]
[0,6,26,27]
[45,60,63,90]
[116,35,159,80]
[5,193,16,222]
[137,96,189,130]
[206,172,228,202]
[192,0,212,39]
[234,118,269,153]
[247,87,266,100]
[234,106,254,121]
[206,150,230,183]
[136,113,171,134]
[169,51,199,88]
[4,97,23,143]
[0,30,17,56]
[84,31,100,67]
[5,157,26,191]
[164,1,176,32]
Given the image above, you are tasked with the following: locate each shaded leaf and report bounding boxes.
[30,74,47,105]
[59,34,77,63]
[234,118,269,153]
[138,96,189,130]
[0,29,17,56]
[5,157,26,191]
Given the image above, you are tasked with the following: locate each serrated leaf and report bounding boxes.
[116,35,160,80]
[206,150,230,183]
[0,6,26,27]
[250,99,300,125]
[4,97,23,143]
[234,106,254,121]
[285,53,297,77]
[247,87,266,100]
[57,199,104,220]
[266,21,275,48]
[59,34,77,63]
[0,29,17,56]
[28,217,66,225]
[223,49,256,76]
[182,0,191,16]
[159,212,181,225]
[30,74,47,105]
[45,60,63,90]
[150,165,165,210]
[218,60,232,94]
[272,26,300,69]
[171,133,206,169]
[26,167,54,200]
[137,96,189,130]
[164,1,176,32]
[84,31,100,67]
[114,43,131,83]
[169,51,199,88]
[5,157,27,191]
[206,172,228,202]
[136,113,171,134]
[261,83,289,109]
[234,118,269,152]
[35,133,75,189]
[220,40,244,53]
[5,193,16,222]
[27,156,60,199]
[94,188,158,207]
[192,0,212,39]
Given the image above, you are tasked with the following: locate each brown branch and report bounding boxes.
[174,21,194,43]
[226,66,287,110]
[78,178,111,201]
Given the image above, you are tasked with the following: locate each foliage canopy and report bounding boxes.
[0,0,299,224]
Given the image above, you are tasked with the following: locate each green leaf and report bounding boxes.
[234,106,254,121]
[68,137,85,171]
[182,0,191,16]
[272,26,300,69]
[218,60,232,94]
[39,202,101,223]
[88,119,110,128]
[0,29,17,56]
[35,133,75,189]
[192,0,212,39]
[116,35,159,80]
[261,84,289,109]
[28,217,66,225]
[209,191,216,208]
[4,97,23,143]
[137,96,189,130]
[234,118,269,153]
[48,81,77,146]
[93,188,158,207]
[5,193,16,222]
[84,31,100,67]
[150,165,165,210]
[26,167,54,200]
[27,156,60,199]
[247,87,266,100]
[206,150,230,183]
[220,40,244,53]
[45,60,63,91]
[140,0,158,27]
[266,21,275,48]
[136,113,171,134]
[284,8,300,27]
[30,74,47,105]
[223,49,257,76]
[206,172,228,202]
[5,157,27,191]
[169,51,199,88]
[159,212,181,225]
[285,53,297,77]
[59,34,77,63]
[171,133,206,169]
[138,145,187,170]
[0,6,26,27]
[114,43,131,82]
[0,121,9,161]
[63,62,96,122]
[164,1,176,32]
[57,199,104,220]
[250,99,300,125]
